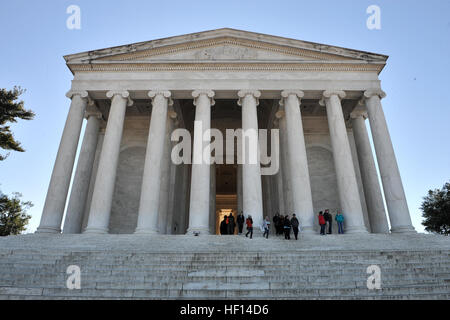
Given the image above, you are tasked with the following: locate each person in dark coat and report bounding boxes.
[283,215,291,240]
[318,211,326,235]
[278,215,285,236]
[273,212,280,235]
[291,214,300,240]
[324,209,332,234]
[227,213,235,235]
[236,211,245,234]
[220,216,228,235]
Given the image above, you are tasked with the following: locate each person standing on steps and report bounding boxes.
[220,216,228,235]
[273,212,280,235]
[324,209,332,234]
[335,212,345,234]
[283,215,291,240]
[278,215,285,236]
[263,216,271,239]
[291,214,300,240]
[227,213,235,235]
[318,211,326,235]
[237,211,245,234]
[245,215,253,239]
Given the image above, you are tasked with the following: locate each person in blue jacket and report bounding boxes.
[335,212,344,234]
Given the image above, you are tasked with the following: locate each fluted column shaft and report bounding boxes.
[321,91,367,233]
[63,107,102,234]
[84,91,131,234]
[135,91,171,234]
[187,90,215,235]
[277,112,294,215]
[237,164,243,215]
[351,110,389,233]
[364,90,415,233]
[238,90,264,230]
[282,90,315,233]
[37,91,88,233]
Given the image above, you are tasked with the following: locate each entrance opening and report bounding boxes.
[215,164,238,234]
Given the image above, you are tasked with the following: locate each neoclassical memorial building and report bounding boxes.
[36,28,416,236]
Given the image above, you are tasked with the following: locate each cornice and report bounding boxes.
[69,62,383,73]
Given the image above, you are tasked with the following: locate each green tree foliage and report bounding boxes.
[421,182,450,235]
[0,86,35,160]
[0,192,32,236]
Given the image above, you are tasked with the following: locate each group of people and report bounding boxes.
[273,213,300,240]
[318,209,345,235]
[219,210,345,239]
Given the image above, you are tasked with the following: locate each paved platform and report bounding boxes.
[2,232,449,252]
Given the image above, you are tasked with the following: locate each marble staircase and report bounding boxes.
[0,233,449,299]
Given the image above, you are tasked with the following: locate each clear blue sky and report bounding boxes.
[1,0,449,233]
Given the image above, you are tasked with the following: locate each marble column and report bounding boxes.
[84,91,132,234]
[351,108,389,233]
[363,90,415,233]
[276,110,294,215]
[81,129,105,232]
[273,119,285,215]
[237,164,243,215]
[135,91,172,234]
[281,90,315,233]
[157,110,176,234]
[320,91,367,233]
[37,91,88,233]
[187,90,215,235]
[209,163,216,234]
[166,111,179,234]
[238,90,264,230]
[63,104,102,234]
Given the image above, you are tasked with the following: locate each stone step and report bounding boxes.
[2,260,449,271]
[4,273,449,288]
[1,284,449,299]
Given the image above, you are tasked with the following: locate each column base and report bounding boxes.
[35,226,61,234]
[134,228,159,235]
[344,225,369,234]
[390,225,416,234]
[300,226,316,234]
[83,226,108,234]
[186,227,210,236]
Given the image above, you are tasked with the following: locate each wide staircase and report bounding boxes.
[0,233,449,299]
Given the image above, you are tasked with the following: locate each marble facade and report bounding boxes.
[36,28,415,236]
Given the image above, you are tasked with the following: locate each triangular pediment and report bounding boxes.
[92,37,353,63]
[65,28,387,73]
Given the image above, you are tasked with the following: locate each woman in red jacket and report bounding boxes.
[318,211,326,235]
[245,215,253,239]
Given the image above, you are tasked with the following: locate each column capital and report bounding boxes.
[281,90,305,99]
[237,90,261,106]
[84,104,103,120]
[275,110,285,119]
[148,90,173,106]
[66,90,89,100]
[363,89,386,100]
[319,90,346,106]
[350,109,368,120]
[106,90,134,106]
[192,90,215,106]
[280,90,304,107]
